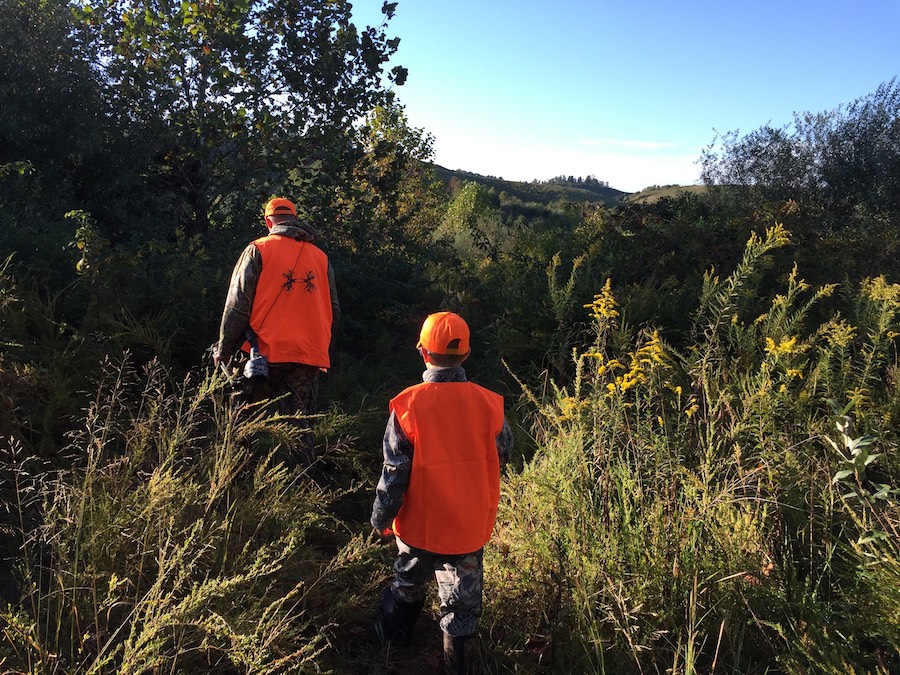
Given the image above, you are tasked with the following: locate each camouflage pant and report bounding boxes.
[391,537,484,637]
[236,362,320,467]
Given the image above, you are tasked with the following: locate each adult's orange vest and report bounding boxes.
[389,381,505,554]
[245,234,333,367]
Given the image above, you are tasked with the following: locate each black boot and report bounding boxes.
[442,632,475,675]
[374,587,424,647]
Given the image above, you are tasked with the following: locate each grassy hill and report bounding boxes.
[431,166,709,208]
[431,165,630,206]
[625,183,707,204]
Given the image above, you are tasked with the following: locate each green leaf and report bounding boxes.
[848,435,877,454]
[857,531,890,545]
[863,452,881,466]
[832,469,855,484]
[871,484,899,501]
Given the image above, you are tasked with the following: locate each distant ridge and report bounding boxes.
[430,165,630,207]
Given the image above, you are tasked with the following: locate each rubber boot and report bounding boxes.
[374,587,424,647]
[442,632,475,675]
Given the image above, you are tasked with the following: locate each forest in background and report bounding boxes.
[1,0,898,672]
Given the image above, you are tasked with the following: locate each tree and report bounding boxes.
[338,102,440,254]
[0,0,117,282]
[700,79,900,225]
[0,0,104,174]
[77,0,406,236]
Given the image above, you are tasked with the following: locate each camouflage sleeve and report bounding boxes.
[371,411,413,531]
[497,417,513,467]
[327,262,341,328]
[217,244,262,362]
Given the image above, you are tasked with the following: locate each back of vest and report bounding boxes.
[249,234,333,367]
[390,381,504,554]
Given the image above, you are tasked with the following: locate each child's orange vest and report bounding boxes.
[247,234,332,367]
[389,381,504,554]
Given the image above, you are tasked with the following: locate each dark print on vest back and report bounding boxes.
[301,270,317,293]
[281,269,298,291]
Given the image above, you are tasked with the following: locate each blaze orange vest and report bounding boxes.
[245,234,333,367]
[389,381,505,554]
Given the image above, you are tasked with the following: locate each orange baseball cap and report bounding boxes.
[264,197,296,217]
[417,312,470,355]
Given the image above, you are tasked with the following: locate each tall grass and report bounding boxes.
[0,356,383,674]
[487,224,899,673]
[1,226,897,673]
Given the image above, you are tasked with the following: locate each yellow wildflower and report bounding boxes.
[635,330,666,366]
[862,276,900,305]
[765,335,803,356]
[557,395,589,422]
[818,283,837,298]
[786,264,810,293]
[584,278,620,321]
[847,387,871,408]
[786,369,804,379]
[823,320,857,348]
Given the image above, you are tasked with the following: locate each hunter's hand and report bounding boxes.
[372,527,394,542]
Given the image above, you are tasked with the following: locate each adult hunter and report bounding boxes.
[213,197,340,467]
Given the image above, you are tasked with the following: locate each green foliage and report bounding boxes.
[2,17,900,672]
[488,227,899,673]
[626,184,707,204]
[0,357,385,673]
[72,0,403,236]
[698,80,900,298]
[701,78,900,226]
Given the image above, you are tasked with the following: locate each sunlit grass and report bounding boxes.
[487,225,899,673]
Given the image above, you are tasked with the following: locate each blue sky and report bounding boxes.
[352,1,899,192]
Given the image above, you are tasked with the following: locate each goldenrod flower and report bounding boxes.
[862,276,900,305]
[847,387,871,408]
[822,320,857,348]
[765,335,803,356]
[584,278,620,321]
